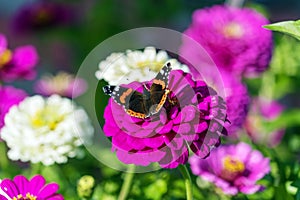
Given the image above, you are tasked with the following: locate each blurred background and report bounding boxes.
[1,0,300,199]
[0,0,299,85]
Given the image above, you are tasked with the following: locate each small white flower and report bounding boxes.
[0,95,94,166]
[95,46,189,85]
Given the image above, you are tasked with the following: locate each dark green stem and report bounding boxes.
[0,143,9,169]
[179,165,193,200]
[118,164,135,200]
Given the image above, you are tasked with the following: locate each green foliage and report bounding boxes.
[264,20,300,41]
[1,1,300,200]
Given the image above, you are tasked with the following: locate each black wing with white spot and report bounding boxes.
[151,61,172,90]
[103,85,146,113]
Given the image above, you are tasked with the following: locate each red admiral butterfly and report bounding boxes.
[103,62,172,119]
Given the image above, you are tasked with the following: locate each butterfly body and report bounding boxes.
[103,62,172,119]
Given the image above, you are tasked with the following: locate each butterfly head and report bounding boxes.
[103,85,116,96]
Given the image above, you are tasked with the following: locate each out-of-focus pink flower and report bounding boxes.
[34,71,87,98]
[180,5,273,78]
[245,98,285,147]
[0,174,64,200]
[0,34,38,82]
[12,1,74,33]
[189,142,270,195]
[0,86,27,130]
[221,71,250,136]
[103,70,227,168]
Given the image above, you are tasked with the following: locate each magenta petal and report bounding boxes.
[144,136,164,149]
[239,185,262,194]
[37,183,59,198]
[29,175,46,194]
[162,149,189,168]
[0,179,19,198]
[0,195,8,200]
[13,175,29,196]
[194,121,208,133]
[0,34,7,52]
[13,45,39,70]
[47,194,64,200]
[190,141,210,158]
[181,105,197,122]
[156,120,173,134]
[126,136,146,150]
[172,123,191,134]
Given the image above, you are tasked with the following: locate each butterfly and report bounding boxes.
[103,62,172,119]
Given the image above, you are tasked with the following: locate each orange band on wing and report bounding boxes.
[126,109,146,119]
[155,89,170,112]
[120,88,133,104]
[153,79,166,89]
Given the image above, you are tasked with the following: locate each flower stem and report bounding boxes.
[225,0,246,7]
[179,165,193,200]
[0,143,9,169]
[118,164,135,200]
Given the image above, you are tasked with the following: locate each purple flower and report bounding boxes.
[0,86,27,130]
[12,1,73,33]
[0,34,39,82]
[34,71,87,98]
[245,98,285,147]
[103,70,227,168]
[221,71,250,136]
[180,5,273,78]
[0,174,64,200]
[189,142,270,195]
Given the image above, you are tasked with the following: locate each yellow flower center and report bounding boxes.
[223,22,244,39]
[221,156,245,181]
[0,49,12,68]
[35,9,51,24]
[31,106,65,130]
[13,193,37,200]
[136,61,165,72]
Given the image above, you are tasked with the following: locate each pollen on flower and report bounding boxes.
[221,155,245,181]
[223,22,244,38]
[136,60,165,71]
[0,49,12,67]
[13,193,37,200]
[31,107,65,130]
[223,156,245,173]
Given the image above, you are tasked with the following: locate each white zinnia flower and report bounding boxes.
[95,46,189,85]
[0,95,94,166]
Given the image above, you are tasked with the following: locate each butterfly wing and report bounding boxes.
[104,85,149,118]
[148,62,172,115]
[151,61,172,90]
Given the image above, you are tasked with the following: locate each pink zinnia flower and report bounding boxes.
[221,71,250,136]
[103,70,227,168]
[34,71,87,98]
[12,1,74,33]
[189,142,270,195]
[245,98,285,147]
[0,174,64,199]
[0,34,39,82]
[0,86,27,129]
[181,5,273,78]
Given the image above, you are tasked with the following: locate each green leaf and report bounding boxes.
[292,180,300,188]
[296,190,300,200]
[264,20,300,40]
